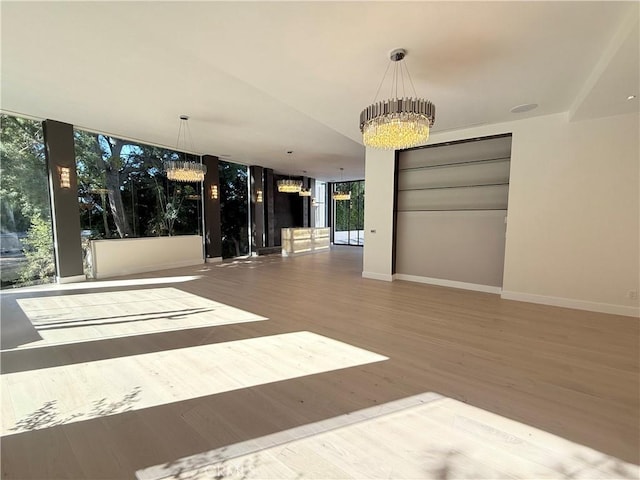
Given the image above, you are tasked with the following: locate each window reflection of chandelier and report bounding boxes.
[333,168,351,201]
[299,170,312,196]
[277,151,302,193]
[164,115,207,183]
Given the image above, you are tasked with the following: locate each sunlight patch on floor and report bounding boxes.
[136,393,639,480]
[1,331,388,435]
[12,287,266,349]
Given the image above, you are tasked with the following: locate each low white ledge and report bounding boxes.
[91,235,204,279]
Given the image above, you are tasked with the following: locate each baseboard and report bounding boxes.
[362,271,393,282]
[205,257,223,264]
[57,274,86,284]
[500,291,640,317]
[394,274,502,294]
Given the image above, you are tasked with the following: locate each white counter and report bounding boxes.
[281,228,330,256]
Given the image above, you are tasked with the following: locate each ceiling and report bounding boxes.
[1,2,638,181]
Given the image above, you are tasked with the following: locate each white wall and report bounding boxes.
[362,148,395,281]
[503,112,639,316]
[363,111,640,316]
[91,235,204,279]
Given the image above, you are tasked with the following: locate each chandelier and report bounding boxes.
[278,179,303,193]
[333,168,351,201]
[359,48,435,150]
[277,151,302,193]
[164,115,207,183]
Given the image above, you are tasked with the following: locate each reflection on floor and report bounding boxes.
[137,392,639,480]
[13,287,267,349]
[1,331,388,435]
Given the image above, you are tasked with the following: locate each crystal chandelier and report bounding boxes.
[277,151,302,193]
[278,179,303,193]
[333,168,351,201]
[164,115,207,183]
[359,49,435,150]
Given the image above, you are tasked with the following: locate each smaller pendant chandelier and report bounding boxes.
[277,151,302,193]
[333,168,351,201]
[164,115,207,183]
[359,48,435,150]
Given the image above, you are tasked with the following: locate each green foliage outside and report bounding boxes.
[219,161,249,258]
[0,114,54,287]
[334,180,365,232]
[19,216,55,283]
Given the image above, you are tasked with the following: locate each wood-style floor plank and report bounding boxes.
[1,247,638,479]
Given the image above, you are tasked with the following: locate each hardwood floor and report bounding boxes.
[1,247,638,479]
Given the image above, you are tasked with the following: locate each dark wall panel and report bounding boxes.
[249,166,264,249]
[43,120,83,279]
[273,174,304,246]
[202,155,222,259]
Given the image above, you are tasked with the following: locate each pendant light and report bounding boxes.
[164,115,207,182]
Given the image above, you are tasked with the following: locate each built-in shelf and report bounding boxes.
[398,156,511,172]
[398,182,509,192]
[397,208,508,212]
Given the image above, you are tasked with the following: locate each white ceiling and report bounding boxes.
[1,1,638,181]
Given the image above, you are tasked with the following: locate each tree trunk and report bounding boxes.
[105,169,132,238]
[98,137,133,238]
[100,193,109,237]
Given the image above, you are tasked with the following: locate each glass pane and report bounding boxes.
[219,161,249,258]
[332,180,364,246]
[0,114,55,288]
[75,129,202,240]
[314,181,326,228]
[333,182,350,245]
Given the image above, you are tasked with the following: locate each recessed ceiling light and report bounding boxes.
[627,95,637,100]
[510,103,538,114]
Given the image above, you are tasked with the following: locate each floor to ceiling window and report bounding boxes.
[0,114,55,288]
[314,181,327,228]
[219,160,249,258]
[333,180,364,246]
